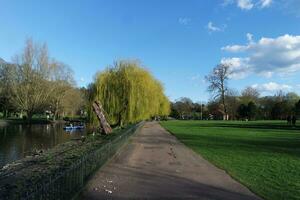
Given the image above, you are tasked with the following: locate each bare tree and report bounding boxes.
[1,39,82,121]
[47,60,75,120]
[241,87,260,104]
[61,88,84,117]
[205,64,231,120]
[10,39,54,120]
[0,62,17,117]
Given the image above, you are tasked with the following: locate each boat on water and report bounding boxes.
[63,120,85,130]
[63,125,85,130]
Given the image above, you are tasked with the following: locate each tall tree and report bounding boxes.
[171,97,194,119]
[0,62,16,117]
[10,39,54,120]
[247,101,257,120]
[60,88,84,117]
[237,104,248,119]
[295,100,300,118]
[207,100,223,120]
[240,87,260,104]
[47,60,75,120]
[285,92,299,114]
[91,60,170,126]
[226,89,240,120]
[205,64,231,120]
[8,39,80,121]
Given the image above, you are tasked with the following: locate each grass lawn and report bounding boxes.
[160,120,300,200]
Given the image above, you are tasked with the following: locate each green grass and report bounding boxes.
[160,120,300,200]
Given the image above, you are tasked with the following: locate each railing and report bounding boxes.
[1,122,143,200]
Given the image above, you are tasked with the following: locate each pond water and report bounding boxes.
[0,122,88,168]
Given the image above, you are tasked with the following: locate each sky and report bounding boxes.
[0,0,300,102]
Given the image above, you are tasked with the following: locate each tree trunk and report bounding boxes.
[221,81,228,120]
[118,113,123,127]
[92,101,112,134]
[53,110,58,121]
[221,95,228,120]
[53,101,59,121]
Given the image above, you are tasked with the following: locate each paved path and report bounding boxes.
[79,122,261,200]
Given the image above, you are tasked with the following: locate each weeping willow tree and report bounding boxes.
[89,60,170,126]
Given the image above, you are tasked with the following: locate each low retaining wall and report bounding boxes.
[0,122,144,200]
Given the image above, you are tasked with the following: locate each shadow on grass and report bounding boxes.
[170,121,300,132]
[175,133,300,158]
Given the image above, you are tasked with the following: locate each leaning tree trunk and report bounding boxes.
[92,101,112,134]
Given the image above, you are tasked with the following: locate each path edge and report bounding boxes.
[159,122,263,200]
[73,121,145,200]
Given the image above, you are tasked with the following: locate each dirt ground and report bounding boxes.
[79,122,261,200]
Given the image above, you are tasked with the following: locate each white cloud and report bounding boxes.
[251,82,292,92]
[207,21,224,32]
[237,0,254,10]
[221,34,300,78]
[246,33,254,43]
[259,0,272,8]
[223,0,272,10]
[222,33,253,52]
[207,22,221,32]
[178,17,191,25]
[221,57,251,79]
[222,44,248,52]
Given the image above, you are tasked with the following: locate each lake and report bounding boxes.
[0,122,88,168]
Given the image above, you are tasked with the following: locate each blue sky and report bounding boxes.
[1,0,300,102]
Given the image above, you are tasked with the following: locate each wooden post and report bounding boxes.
[92,101,112,134]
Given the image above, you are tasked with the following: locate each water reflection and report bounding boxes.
[0,123,87,167]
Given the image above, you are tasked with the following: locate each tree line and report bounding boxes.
[0,39,84,121]
[170,64,300,121]
[171,92,300,121]
[0,39,170,125]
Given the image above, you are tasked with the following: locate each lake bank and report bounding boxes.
[0,122,88,168]
[0,118,65,125]
[0,122,143,200]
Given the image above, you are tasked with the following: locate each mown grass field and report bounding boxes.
[160,120,300,200]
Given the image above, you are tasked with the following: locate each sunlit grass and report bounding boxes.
[160,120,300,200]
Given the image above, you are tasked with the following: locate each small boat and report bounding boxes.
[63,125,85,130]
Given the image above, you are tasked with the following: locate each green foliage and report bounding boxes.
[0,39,84,121]
[161,120,300,200]
[237,101,257,120]
[170,98,207,120]
[237,104,248,119]
[247,101,257,120]
[90,60,170,126]
[295,100,300,118]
